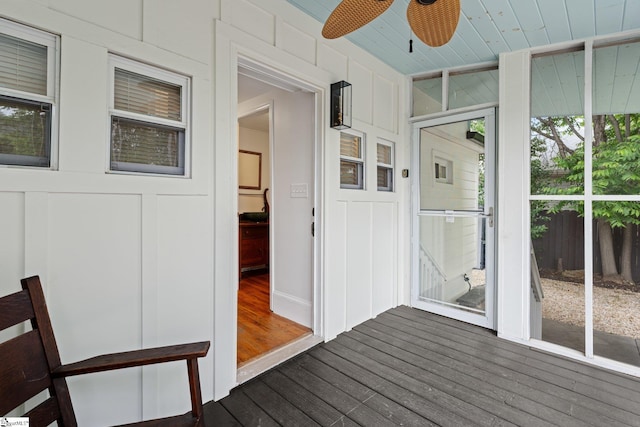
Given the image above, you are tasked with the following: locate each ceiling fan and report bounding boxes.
[322,0,461,47]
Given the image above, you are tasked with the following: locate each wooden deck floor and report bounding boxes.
[205,305,640,426]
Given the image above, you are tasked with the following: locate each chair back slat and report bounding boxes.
[0,289,35,330]
[24,396,62,427]
[22,276,63,370]
[0,329,53,415]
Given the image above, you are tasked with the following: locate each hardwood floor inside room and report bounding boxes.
[237,272,311,366]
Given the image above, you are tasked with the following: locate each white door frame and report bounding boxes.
[214,22,326,399]
[410,107,497,330]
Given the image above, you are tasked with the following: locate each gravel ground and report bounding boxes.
[542,278,640,339]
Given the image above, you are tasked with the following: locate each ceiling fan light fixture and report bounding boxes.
[416,0,438,5]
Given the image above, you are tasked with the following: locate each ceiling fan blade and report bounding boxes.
[407,0,461,47]
[322,0,394,39]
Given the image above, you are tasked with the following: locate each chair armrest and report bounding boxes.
[52,341,210,378]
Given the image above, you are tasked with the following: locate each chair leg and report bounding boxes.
[187,358,203,421]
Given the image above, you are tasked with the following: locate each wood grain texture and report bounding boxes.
[207,306,640,427]
[53,342,210,377]
[237,273,311,365]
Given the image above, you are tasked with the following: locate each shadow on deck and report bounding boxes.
[204,305,640,426]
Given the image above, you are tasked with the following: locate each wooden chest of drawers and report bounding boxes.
[239,221,269,276]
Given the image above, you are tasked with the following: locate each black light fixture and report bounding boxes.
[330,80,352,129]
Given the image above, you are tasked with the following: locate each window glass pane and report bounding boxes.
[114,68,181,121]
[0,96,50,165]
[531,201,586,354]
[594,40,640,115]
[420,120,484,211]
[340,132,361,159]
[592,41,640,196]
[0,33,47,96]
[448,68,498,110]
[412,76,442,116]
[531,50,585,196]
[111,118,183,172]
[340,160,361,188]
[418,215,487,315]
[377,143,391,164]
[377,166,392,191]
[592,201,640,367]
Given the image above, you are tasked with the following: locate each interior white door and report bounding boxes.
[411,108,496,329]
[271,90,315,328]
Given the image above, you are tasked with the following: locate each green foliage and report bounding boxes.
[545,119,640,228]
[0,101,48,157]
[530,133,552,238]
[470,119,486,208]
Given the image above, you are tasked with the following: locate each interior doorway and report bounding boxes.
[236,62,320,380]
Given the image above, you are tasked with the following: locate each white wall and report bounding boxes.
[0,0,408,421]
[497,50,532,343]
[0,1,215,425]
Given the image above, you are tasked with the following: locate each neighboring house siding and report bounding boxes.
[419,124,481,302]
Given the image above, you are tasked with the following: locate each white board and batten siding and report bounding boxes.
[0,0,407,423]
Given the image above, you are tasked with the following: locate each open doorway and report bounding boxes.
[236,63,320,380]
[237,107,310,366]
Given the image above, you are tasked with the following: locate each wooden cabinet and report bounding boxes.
[239,221,269,276]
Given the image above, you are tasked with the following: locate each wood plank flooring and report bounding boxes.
[237,273,311,365]
[207,305,640,426]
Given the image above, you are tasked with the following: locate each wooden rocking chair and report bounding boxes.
[0,275,210,426]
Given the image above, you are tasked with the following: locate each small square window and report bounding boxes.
[0,20,58,168]
[377,139,394,192]
[434,156,453,184]
[340,130,364,189]
[109,56,190,176]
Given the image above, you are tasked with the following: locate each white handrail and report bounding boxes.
[530,240,544,302]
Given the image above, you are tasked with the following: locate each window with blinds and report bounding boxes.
[109,55,189,176]
[339,130,364,189]
[377,139,394,192]
[0,20,57,167]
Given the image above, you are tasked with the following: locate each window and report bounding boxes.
[340,130,364,189]
[0,20,58,168]
[434,156,453,184]
[109,55,189,175]
[529,39,640,367]
[412,64,499,117]
[376,139,394,191]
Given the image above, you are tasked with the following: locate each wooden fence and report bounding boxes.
[531,211,640,283]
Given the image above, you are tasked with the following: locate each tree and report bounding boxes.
[534,114,640,283]
[0,102,48,157]
[529,136,551,239]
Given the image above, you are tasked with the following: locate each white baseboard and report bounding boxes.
[272,290,312,328]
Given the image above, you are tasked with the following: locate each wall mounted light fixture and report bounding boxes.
[330,80,352,129]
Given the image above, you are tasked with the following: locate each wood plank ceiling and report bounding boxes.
[286,0,640,76]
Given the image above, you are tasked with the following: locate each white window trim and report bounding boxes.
[340,129,365,190]
[107,54,191,177]
[431,150,454,186]
[0,18,60,169]
[376,138,395,192]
